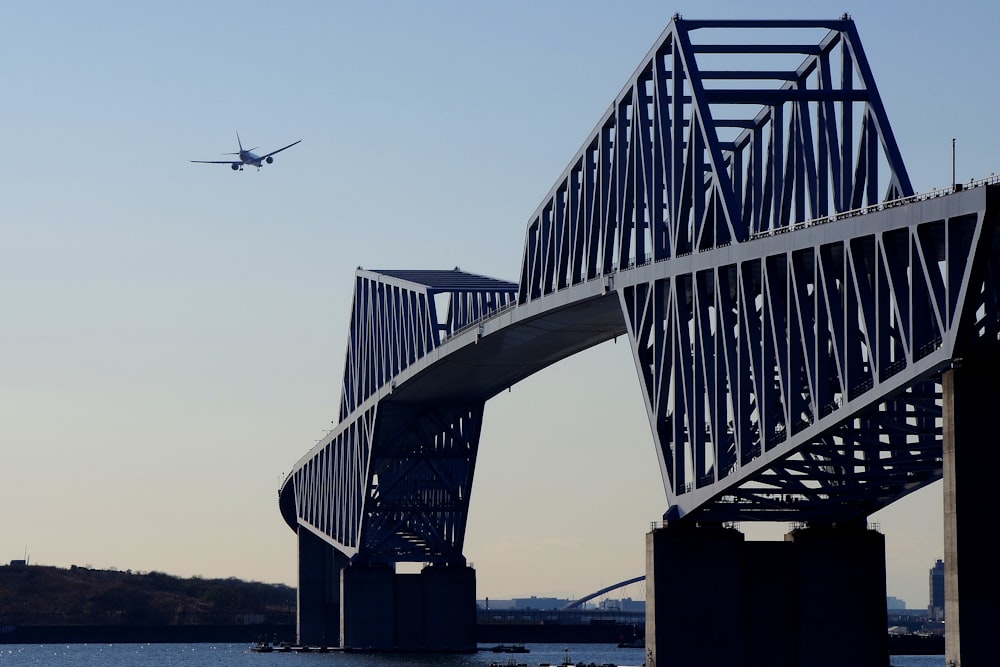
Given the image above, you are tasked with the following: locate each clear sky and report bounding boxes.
[3,0,997,611]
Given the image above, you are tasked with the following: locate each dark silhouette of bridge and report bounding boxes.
[562,575,646,610]
[279,16,998,666]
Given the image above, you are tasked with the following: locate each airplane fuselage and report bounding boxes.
[240,151,262,167]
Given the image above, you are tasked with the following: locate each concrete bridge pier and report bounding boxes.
[789,523,889,667]
[645,524,746,667]
[645,522,888,667]
[296,524,476,650]
[340,562,476,652]
[296,527,349,647]
[943,361,1000,666]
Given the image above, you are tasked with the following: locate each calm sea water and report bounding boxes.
[0,643,945,667]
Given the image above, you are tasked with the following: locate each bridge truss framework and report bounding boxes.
[281,18,1000,567]
[277,17,1000,663]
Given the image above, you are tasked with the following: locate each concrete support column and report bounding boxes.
[341,564,395,650]
[943,363,1000,666]
[646,522,889,667]
[742,541,796,667]
[393,574,423,649]
[296,527,348,647]
[646,524,746,667]
[422,564,477,652]
[339,563,476,652]
[788,524,888,667]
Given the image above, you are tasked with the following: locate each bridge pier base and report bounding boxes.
[789,523,889,667]
[340,563,476,652]
[646,522,887,667]
[943,363,1000,666]
[422,563,477,650]
[645,523,745,667]
[341,564,395,649]
[296,527,348,647]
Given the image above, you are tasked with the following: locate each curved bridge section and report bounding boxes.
[279,17,1000,569]
[563,575,646,610]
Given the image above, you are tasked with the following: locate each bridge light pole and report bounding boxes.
[952,137,956,190]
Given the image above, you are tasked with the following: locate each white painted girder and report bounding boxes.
[280,17,1000,563]
[617,185,997,521]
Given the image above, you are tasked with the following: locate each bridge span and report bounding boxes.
[279,16,999,666]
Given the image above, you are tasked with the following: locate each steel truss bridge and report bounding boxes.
[279,17,1000,568]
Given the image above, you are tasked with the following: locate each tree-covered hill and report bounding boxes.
[0,564,295,626]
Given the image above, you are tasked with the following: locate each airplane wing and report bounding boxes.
[190,160,239,165]
[259,139,302,160]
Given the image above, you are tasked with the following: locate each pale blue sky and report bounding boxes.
[3,1,996,609]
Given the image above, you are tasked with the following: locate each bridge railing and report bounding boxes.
[441,299,518,343]
[441,270,613,343]
[648,520,883,533]
[624,176,1000,270]
[748,175,1000,241]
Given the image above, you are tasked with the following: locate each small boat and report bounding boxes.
[489,658,528,667]
[249,640,273,653]
[489,643,530,653]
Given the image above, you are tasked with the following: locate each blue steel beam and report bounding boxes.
[618,185,998,522]
[280,17,1000,565]
[340,269,518,420]
[510,16,964,524]
[283,269,515,562]
[518,17,913,306]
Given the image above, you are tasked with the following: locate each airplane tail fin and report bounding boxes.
[222,132,246,156]
[229,132,257,154]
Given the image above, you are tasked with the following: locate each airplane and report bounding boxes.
[191,132,301,171]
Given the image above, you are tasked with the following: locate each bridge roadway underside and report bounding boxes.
[387,283,626,407]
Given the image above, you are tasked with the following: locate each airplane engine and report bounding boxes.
[231,163,240,171]
[266,156,274,164]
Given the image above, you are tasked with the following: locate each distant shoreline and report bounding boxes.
[1,624,944,655]
[0,624,296,645]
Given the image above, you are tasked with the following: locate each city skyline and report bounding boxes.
[4,1,995,610]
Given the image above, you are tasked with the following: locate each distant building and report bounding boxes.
[8,560,26,567]
[478,598,515,610]
[928,558,945,621]
[512,596,570,611]
[478,596,580,611]
[599,597,645,612]
[886,595,906,611]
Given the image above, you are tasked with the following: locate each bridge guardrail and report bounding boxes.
[748,174,1000,241]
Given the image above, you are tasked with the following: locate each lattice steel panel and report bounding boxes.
[620,188,999,521]
[340,269,517,420]
[292,406,377,556]
[519,17,912,304]
[281,18,1000,563]
[286,269,514,560]
[359,403,484,564]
